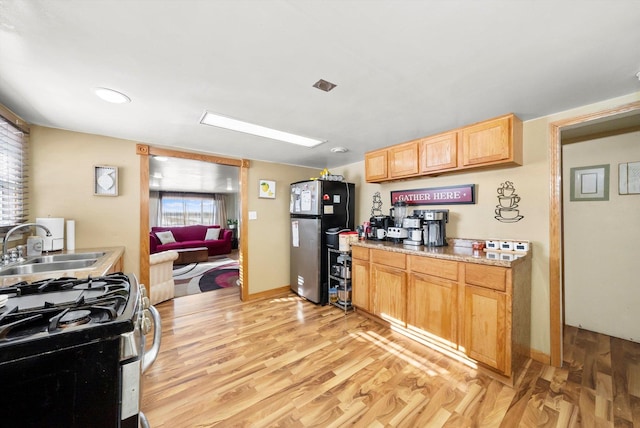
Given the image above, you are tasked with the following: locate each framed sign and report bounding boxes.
[94,165,118,196]
[391,184,475,205]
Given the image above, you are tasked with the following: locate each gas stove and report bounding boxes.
[0,272,159,428]
[0,273,136,359]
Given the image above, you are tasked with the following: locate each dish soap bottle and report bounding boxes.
[26,235,43,257]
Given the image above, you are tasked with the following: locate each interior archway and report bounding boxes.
[137,144,249,302]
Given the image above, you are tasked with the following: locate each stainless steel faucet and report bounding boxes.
[2,223,52,261]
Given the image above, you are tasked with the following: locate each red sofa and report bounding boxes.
[149,225,233,256]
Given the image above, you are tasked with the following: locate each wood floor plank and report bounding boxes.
[142,291,640,427]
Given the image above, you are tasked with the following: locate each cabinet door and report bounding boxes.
[352,258,370,311]
[419,132,458,173]
[371,264,406,325]
[389,141,419,178]
[461,116,511,167]
[407,273,457,346]
[365,149,388,182]
[463,285,507,374]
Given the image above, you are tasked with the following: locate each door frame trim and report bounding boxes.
[137,144,250,302]
[548,100,640,367]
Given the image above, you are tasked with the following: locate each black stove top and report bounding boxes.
[0,272,139,362]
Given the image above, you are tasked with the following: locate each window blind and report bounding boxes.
[0,114,29,231]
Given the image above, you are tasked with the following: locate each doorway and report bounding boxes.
[548,100,640,367]
[137,144,249,302]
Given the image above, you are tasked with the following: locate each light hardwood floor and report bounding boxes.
[142,288,640,427]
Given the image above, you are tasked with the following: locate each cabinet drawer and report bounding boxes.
[409,256,458,281]
[371,249,406,269]
[352,246,369,261]
[464,264,507,291]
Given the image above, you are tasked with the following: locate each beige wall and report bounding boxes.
[27,126,316,296]
[30,127,141,276]
[335,90,640,357]
[246,161,317,294]
[563,130,640,341]
[26,90,640,357]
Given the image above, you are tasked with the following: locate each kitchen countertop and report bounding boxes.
[351,239,531,268]
[0,246,125,287]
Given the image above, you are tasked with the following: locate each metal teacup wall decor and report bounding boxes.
[495,181,524,222]
[370,191,384,217]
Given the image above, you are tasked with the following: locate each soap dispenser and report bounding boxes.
[26,235,44,257]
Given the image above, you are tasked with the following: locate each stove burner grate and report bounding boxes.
[0,273,134,339]
[58,309,92,327]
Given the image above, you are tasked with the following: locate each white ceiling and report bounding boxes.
[1,0,640,172]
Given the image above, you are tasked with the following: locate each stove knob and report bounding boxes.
[141,309,152,334]
[139,283,148,298]
[142,296,150,310]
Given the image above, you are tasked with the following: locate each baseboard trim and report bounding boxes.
[246,286,290,301]
[530,348,551,365]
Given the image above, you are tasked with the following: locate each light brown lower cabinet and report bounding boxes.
[107,255,124,274]
[407,273,457,346]
[371,264,406,324]
[352,258,370,311]
[463,284,507,374]
[351,245,531,383]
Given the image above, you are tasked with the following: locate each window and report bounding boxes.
[158,192,227,226]
[0,109,29,232]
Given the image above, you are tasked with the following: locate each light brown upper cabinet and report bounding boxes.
[365,113,523,182]
[364,149,389,182]
[389,141,419,179]
[460,114,523,168]
[418,131,459,174]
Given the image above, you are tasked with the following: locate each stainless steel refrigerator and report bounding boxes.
[290,180,355,304]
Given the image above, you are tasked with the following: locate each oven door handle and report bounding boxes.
[142,305,161,373]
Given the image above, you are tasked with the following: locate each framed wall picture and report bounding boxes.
[259,179,276,199]
[619,161,640,195]
[570,164,609,201]
[94,165,119,196]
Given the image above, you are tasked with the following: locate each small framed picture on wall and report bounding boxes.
[570,164,609,201]
[259,180,276,199]
[94,165,118,196]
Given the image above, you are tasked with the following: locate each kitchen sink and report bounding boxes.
[0,259,98,276]
[28,252,105,263]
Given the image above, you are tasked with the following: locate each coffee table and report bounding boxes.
[174,247,209,265]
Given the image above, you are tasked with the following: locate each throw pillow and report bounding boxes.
[204,228,221,240]
[155,231,176,245]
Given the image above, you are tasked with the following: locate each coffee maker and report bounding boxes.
[402,216,423,246]
[422,209,449,247]
[368,215,391,240]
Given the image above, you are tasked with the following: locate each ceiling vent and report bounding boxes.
[312,79,337,92]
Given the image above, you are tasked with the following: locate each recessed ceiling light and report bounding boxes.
[94,87,131,104]
[199,111,325,148]
[313,79,337,92]
[153,156,168,162]
[330,146,348,153]
[152,173,163,179]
